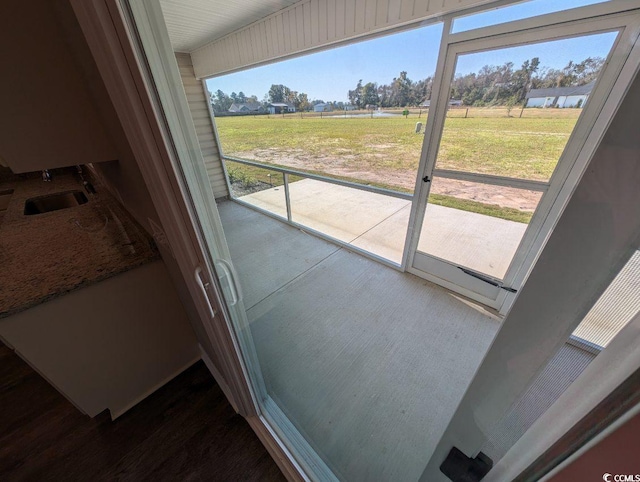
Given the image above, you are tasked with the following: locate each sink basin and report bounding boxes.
[24,190,88,215]
[0,189,13,211]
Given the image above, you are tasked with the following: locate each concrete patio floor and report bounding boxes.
[238,178,527,279]
[217,200,501,480]
[215,201,629,480]
[236,178,638,348]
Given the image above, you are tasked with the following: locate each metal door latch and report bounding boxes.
[458,266,518,293]
[440,447,493,482]
[423,176,431,183]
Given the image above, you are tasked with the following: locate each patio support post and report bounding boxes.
[283,173,292,222]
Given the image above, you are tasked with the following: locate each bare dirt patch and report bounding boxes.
[234,149,542,211]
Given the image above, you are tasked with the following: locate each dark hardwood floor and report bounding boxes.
[0,344,285,481]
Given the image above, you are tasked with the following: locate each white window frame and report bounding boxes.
[403,2,640,314]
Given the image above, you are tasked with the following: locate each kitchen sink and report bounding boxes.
[0,189,13,211]
[24,190,88,215]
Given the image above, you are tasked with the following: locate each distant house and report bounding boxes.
[268,102,296,114]
[228,102,263,113]
[313,103,333,112]
[525,81,595,108]
[344,104,356,111]
[419,99,462,108]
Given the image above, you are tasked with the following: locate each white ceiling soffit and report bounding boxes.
[159,0,300,53]
[187,0,496,79]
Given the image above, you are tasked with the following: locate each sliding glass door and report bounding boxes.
[121,1,640,481]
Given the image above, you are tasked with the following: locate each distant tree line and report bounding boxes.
[210,84,344,113]
[450,56,604,107]
[348,72,434,109]
[210,90,259,113]
[348,57,604,109]
[210,56,604,113]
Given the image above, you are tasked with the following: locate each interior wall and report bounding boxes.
[548,408,640,481]
[57,0,232,385]
[52,0,163,234]
[0,0,117,173]
[0,0,230,397]
[175,53,229,199]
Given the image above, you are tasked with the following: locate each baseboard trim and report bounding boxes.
[12,348,90,416]
[109,354,201,420]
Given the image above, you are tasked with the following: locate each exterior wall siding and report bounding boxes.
[561,94,588,108]
[190,0,495,78]
[175,53,229,199]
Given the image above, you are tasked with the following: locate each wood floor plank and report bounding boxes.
[0,344,284,481]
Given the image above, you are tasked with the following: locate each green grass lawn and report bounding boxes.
[216,109,579,223]
[217,110,578,181]
[428,194,533,223]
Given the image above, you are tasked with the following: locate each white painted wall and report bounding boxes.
[0,0,117,173]
[526,96,555,108]
[527,95,588,108]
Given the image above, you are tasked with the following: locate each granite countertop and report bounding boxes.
[0,168,159,318]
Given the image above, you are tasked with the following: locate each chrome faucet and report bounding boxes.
[42,169,52,182]
[76,165,96,194]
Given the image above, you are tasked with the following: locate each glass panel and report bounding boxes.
[452,0,609,33]
[414,32,618,283]
[480,249,640,462]
[225,159,287,219]
[440,32,617,181]
[215,111,428,193]
[211,22,445,265]
[211,22,443,196]
[205,22,462,481]
[417,176,543,279]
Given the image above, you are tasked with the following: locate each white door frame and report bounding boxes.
[69,1,308,480]
[68,0,257,414]
[403,2,640,315]
[111,0,337,479]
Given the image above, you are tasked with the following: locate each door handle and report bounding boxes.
[194,266,217,319]
[440,447,493,481]
[215,258,243,306]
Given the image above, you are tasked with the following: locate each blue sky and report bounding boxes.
[206,0,613,103]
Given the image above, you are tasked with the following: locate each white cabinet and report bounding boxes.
[0,261,200,419]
